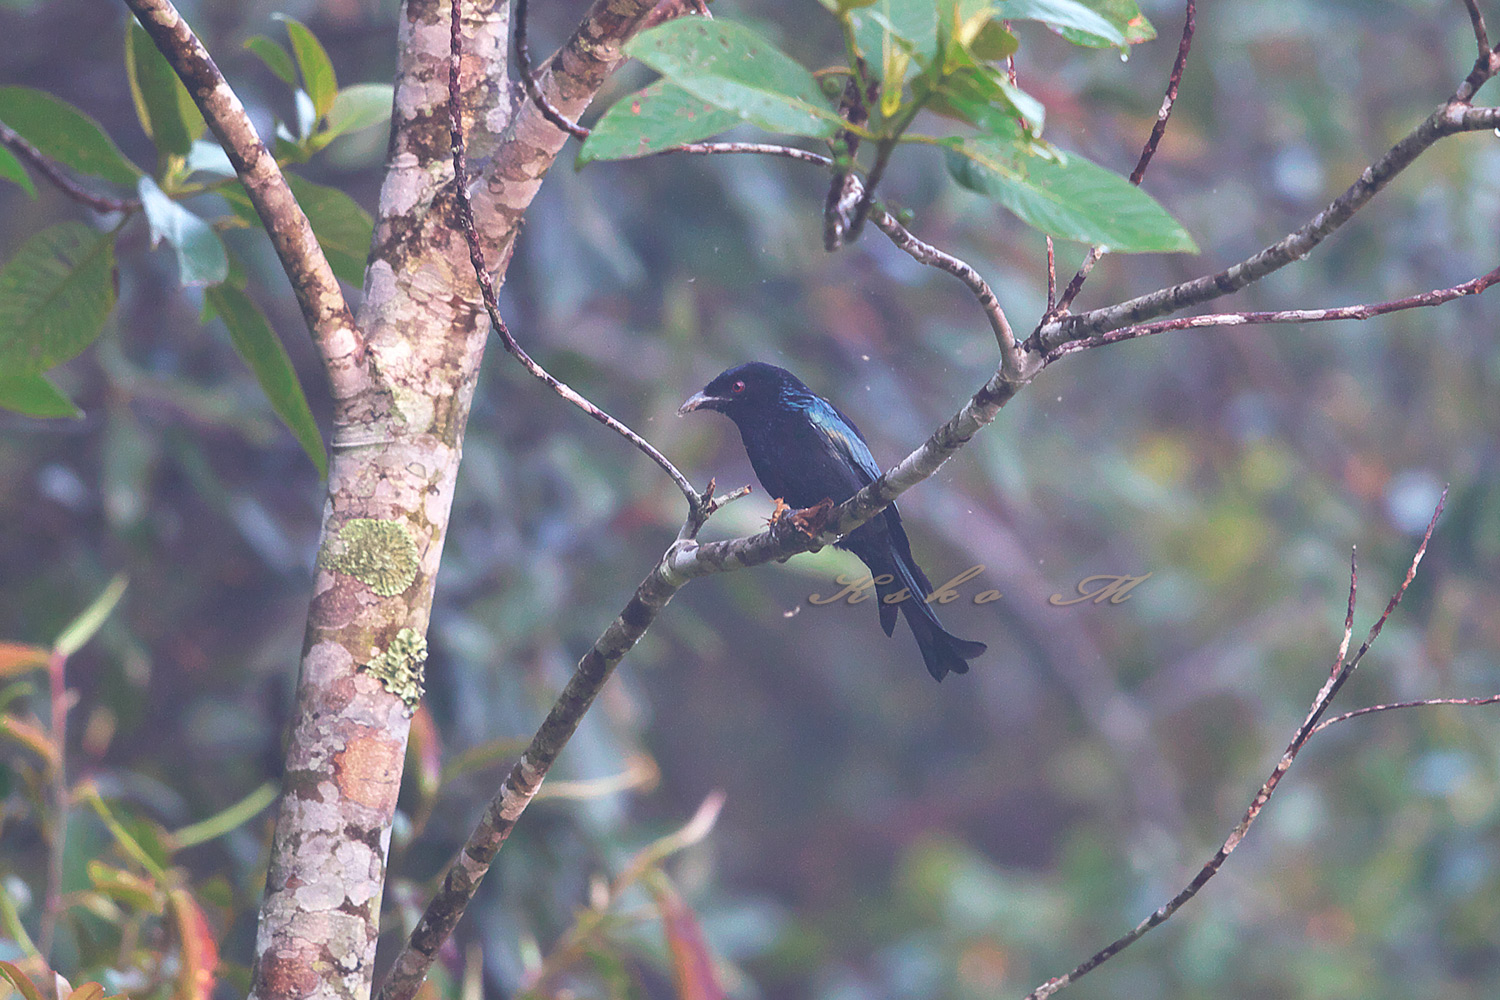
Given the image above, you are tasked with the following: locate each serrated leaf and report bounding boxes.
[126,20,205,159]
[0,145,35,198]
[283,174,372,286]
[324,84,394,139]
[581,80,743,162]
[946,138,1196,252]
[54,574,127,659]
[138,176,229,287]
[625,19,840,139]
[0,373,83,419]
[0,87,140,185]
[276,15,338,119]
[0,222,117,376]
[204,285,327,476]
[995,0,1125,48]
[1059,0,1154,47]
[244,35,298,87]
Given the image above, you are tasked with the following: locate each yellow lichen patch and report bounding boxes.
[362,627,427,712]
[321,518,420,596]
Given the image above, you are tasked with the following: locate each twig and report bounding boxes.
[1313,694,1500,733]
[1034,101,1500,353]
[119,0,365,400]
[668,141,834,166]
[867,204,1020,374]
[1460,0,1490,60]
[1041,265,1500,366]
[1046,236,1056,312]
[0,121,137,214]
[449,0,706,517]
[514,0,589,139]
[1046,0,1195,321]
[514,0,709,141]
[1025,492,1447,1000]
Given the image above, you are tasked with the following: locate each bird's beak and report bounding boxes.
[678,390,724,415]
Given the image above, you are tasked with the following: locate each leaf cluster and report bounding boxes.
[580,0,1195,255]
[0,17,391,477]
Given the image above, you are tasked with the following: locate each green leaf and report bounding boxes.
[0,146,34,197]
[0,373,82,419]
[0,87,140,185]
[850,0,940,68]
[324,83,394,139]
[0,222,117,375]
[994,0,1125,48]
[276,15,338,119]
[205,285,327,476]
[244,35,298,87]
[1060,0,1154,47]
[125,20,205,159]
[137,176,229,287]
[0,145,33,198]
[54,574,127,659]
[625,19,841,139]
[580,81,744,163]
[284,174,373,287]
[946,138,1197,252]
[924,47,1041,136]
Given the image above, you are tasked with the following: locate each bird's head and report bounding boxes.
[678,362,805,420]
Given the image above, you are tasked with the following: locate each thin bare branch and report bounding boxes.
[1460,0,1490,55]
[670,141,834,165]
[1314,694,1500,733]
[868,204,1020,373]
[447,0,705,516]
[1041,265,1500,366]
[120,0,365,400]
[514,0,589,139]
[1046,0,1195,320]
[1025,494,1446,1000]
[1034,102,1500,353]
[0,121,137,214]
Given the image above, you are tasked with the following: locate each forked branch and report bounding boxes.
[1025,492,1460,1000]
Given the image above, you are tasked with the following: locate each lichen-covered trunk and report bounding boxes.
[247,0,660,997]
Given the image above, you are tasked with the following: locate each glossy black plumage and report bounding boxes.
[680,362,987,681]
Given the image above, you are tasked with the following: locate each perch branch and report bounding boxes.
[1041,265,1500,366]
[1034,101,1500,353]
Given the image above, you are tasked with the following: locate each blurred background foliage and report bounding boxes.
[1,0,1499,997]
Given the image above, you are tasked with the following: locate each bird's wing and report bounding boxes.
[805,397,882,486]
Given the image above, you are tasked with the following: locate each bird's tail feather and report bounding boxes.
[901,603,987,681]
[871,552,987,681]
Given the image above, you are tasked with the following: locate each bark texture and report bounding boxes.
[248,1,511,997]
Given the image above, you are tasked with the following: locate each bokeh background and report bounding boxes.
[3,0,1500,997]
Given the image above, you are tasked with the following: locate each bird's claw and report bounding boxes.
[766,497,793,526]
[790,498,835,538]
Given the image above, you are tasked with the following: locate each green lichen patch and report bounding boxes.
[321,518,420,596]
[363,627,428,712]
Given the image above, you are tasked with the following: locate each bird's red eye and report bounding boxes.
[731,380,746,393]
